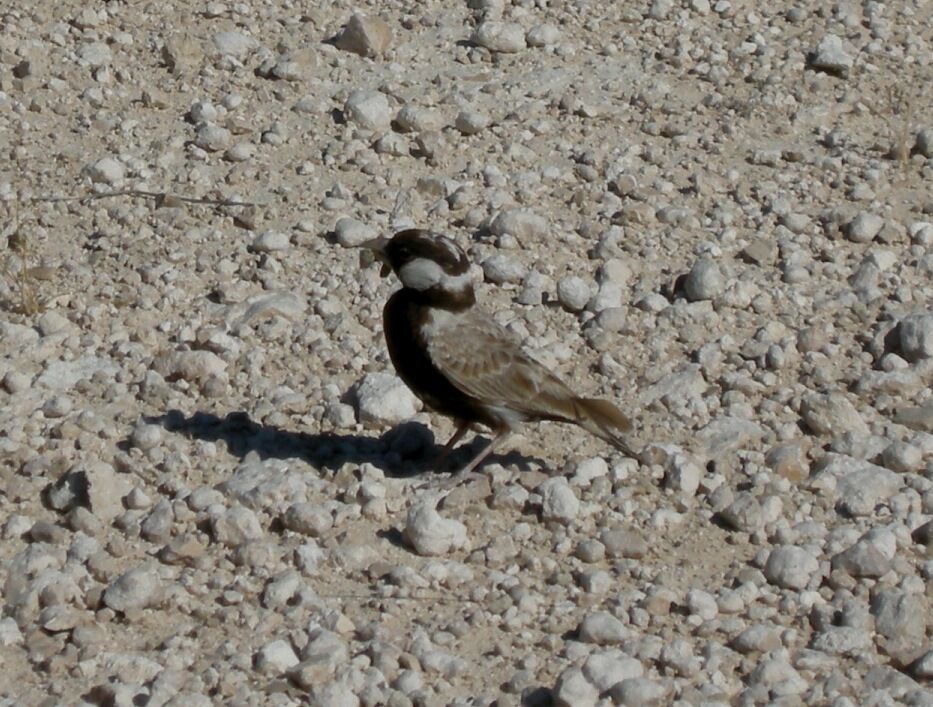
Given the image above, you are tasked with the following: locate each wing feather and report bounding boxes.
[425,310,577,421]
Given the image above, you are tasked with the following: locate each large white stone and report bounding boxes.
[344,90,391,131]
[404,501,469,556]
[104,566,162,612]
[764,545,819,590]
[472,21,526,53]
[354,372,420,425]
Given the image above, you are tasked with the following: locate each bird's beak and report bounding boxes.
[359,237,391,277]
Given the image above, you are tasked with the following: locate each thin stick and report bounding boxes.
[28,189,261,207]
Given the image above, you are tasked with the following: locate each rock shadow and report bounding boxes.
[151,409,541,479]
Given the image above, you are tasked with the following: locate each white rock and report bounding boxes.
[552,666,598,707]
[171,350,228,383]
[702,417,767,459]
[472,21,526,53]
[37,310,71,336]
[252,231,290,253]
[832,539,891,578]
[897,312,933,361]
[335,217,376,247]
[881,441,922,473]
[810,34,853,76]
[37,356,119,390]
[482,254,526,285]
[404,501,469,556]
[212,31,259,58]
[764,545,819,590]
[85,157,124,185]
[556,276,591,313]
[455,110,490,135]
[684,258,725,301]
[344,90,391,131]
[911,649,933,680]
[224,142,255,162]
[0,617,23,646]
[87,462,132,522]
[335,13,392,58]
[578,611,629,645]
[302,628,349,670]
[910,128,933,160]
[810,626,872,656]
[411,633,467,678]
[573,457,609,484]
[125,486,152,510]
[283,502,333,537]
[582,650,643,691]
[526,24,560,47]
[801,392,869,437]
[42,395,73,418]
[212,505,263,546]
[909,221,933,246]
[270,49,316,82]
[79,42,112,66]
[649,0,675,19]
[608,677,670,705]
[194,122,231,152]
[749,657,806,693]
[685,589,718,620]
[189,99,217,123]
[846,212,884,243]
[719,492,764,533]
[489,208,548,240]
[0,322,39,352]
[591,281,625,313]
[540,478,579,523]
[255,639,299,674]
[813,454,902,517]
[325,402,356,428]
[2,371,30,394]
[395,105,444,133]
[732,624,782,653]
[354,372,420,425]
[664,453,702,496]
[104,566,162,612]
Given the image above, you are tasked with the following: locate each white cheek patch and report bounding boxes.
[399,258,444,290]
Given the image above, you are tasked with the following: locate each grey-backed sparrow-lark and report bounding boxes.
[363,229,636,483]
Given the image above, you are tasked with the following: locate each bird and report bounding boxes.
[361,228,637,484]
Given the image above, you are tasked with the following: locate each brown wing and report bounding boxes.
[425,310,579,422]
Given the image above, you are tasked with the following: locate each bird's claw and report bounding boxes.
[435,470,483,491]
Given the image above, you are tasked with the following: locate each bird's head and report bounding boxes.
[361,229,475,307]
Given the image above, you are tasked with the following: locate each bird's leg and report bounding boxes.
[443,424,470,451]
[438,427,510,489]
[433,421,470,469]
[459,428,510,474]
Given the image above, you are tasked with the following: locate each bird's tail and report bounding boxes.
[572,397,638,458]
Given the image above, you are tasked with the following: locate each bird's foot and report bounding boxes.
[434,469,483,491]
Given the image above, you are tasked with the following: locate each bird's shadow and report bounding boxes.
[150,409,542,479]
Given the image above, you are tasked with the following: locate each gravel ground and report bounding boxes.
[1,0,932,705]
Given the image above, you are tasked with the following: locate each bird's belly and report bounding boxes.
[483,403,528,430]
[383,292,493,426]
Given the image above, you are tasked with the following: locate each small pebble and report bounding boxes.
[556,275,591,312]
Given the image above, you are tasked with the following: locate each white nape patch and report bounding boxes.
[398,258,474,293]
[442,270,473,293]
[438,236,464,262]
